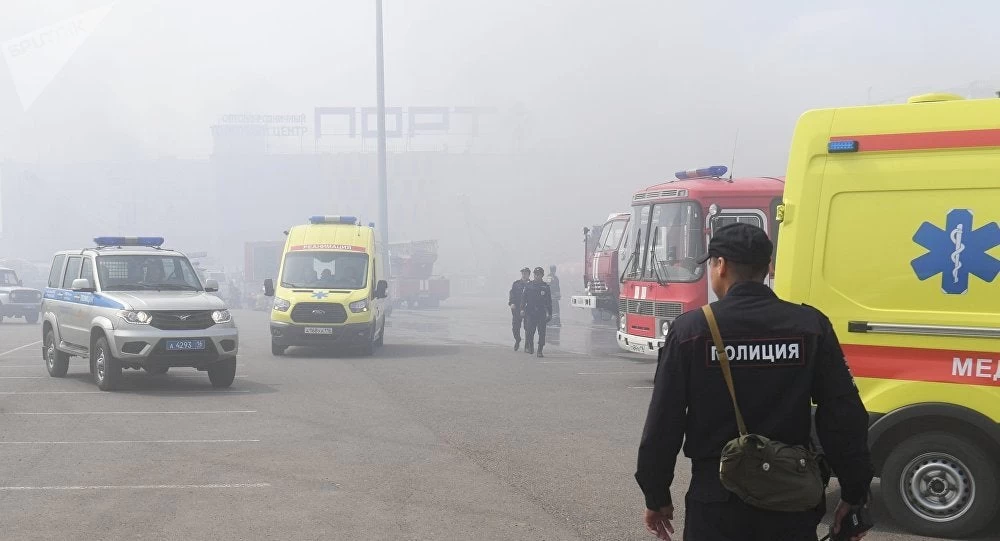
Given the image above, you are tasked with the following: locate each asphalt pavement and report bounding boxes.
[0,299,995,540]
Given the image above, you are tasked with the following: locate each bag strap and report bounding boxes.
[702,305,748,436]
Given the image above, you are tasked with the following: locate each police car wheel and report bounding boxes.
[25,313,38,324]
[207,358,236,388]
[881,431,998,539]
[92,336,122,391]
[44,329,69,378]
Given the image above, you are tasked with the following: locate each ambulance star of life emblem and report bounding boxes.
[911,209,1000,295]
[312,291,328,299]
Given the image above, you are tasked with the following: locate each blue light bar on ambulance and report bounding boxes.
[674,165,728,180]
[94,236,164,247]
[828,140,859,153]
[309,215,358,225]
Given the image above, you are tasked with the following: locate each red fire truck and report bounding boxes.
[388,240,450,308]
[571,212,630,322]
[616,166,784,354]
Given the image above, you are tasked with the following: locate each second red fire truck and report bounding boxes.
[616,165,785,354]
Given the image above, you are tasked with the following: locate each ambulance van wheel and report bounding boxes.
[208,358,237,388]
[881,431,997,539]
[92,335,122,391]
[271,342,286,356]
[44,329,70,377]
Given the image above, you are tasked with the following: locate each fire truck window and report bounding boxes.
[646,202,704,283]
[605,220,627,251]
[596,225,613,250]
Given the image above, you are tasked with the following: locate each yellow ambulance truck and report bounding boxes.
[264,216,388,356]
[776,93,1000,538]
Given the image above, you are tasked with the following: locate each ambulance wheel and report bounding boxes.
[44,329,70,378]
[92,335,122,391]
[208,358,237,388]
[881,431,997,539]
[271,342,286,356]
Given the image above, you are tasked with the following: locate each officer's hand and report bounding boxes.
[643,506,674,540]
[832,500,868,541]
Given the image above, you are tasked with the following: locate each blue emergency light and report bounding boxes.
[675,165,728,180]
[828,140,859,153]
[94,236,164,247]
[309,215,358,225]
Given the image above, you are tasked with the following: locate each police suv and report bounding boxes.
[41,237,239,391]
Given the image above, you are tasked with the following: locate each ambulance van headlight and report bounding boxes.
[273,298,290,312]
[349,299,369,313]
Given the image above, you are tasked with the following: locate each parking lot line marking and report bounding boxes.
[0,439,261,444]
[169,375,249,379]
[5,410,257,416]
[0,389,251,394]
[0,483,272,491]
[628,386,654,389]
[0,376,45,379]
[0,342,41,357]
[577,371,653,375]
[0,391,103,395]
[538,360,632,364]
[0,366,42,368]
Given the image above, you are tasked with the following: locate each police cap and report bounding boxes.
[697,222,773,266]
[533,266,545,275]
[520,267,531,273]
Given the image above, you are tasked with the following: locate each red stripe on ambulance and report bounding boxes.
[831,128,1000,152]
[842,344,1000,387]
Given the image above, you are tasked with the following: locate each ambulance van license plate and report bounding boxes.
[166,340,206,351]
[304,327,333,335]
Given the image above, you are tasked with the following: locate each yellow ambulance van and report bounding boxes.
[264,216,388,356]
[776,93,1000,538]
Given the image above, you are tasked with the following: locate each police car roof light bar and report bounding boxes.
[675,165,728,180]
[94,236,165,248]
[309,215,358,225]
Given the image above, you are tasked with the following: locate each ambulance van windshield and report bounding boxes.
[280,251,369,290]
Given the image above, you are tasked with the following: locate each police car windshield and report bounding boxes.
[0,270,18,286]
[280,251,369,290]
[96,255,203,291]
[638,202,704,283]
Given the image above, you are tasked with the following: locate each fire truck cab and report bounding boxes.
[616,166,784,354]
[571,212,630,322]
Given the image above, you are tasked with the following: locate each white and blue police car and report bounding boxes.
[40,237,239,391]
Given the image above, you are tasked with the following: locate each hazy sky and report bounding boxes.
[2,0,998,173]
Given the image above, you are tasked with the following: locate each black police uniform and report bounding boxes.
[520,275,552,355]
[635,224,873,541]
[509,272,530,347]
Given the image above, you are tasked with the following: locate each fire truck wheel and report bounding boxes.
[881,431,997,539]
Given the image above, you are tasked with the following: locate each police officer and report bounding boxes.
[546,264,561,327]
[635,223,873,541]
[520,266,553,357]
[508,267,531,351]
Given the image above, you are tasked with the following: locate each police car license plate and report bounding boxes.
[166,339,206,351]
[304,327,333,335]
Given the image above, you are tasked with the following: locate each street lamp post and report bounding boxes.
[375,0,390,254]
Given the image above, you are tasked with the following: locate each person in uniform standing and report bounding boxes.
[520,266,553,357]
[635,223,873,541]
[546,264,561,327]
[508,267,531,351]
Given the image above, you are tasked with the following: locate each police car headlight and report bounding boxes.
[661,321,670,336]
[120,310,152,325]
[212,310,232,324]
[349,299,369,313]
[273,297,290,312]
